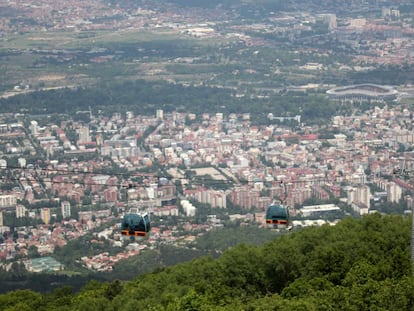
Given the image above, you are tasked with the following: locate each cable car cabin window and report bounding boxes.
[266,204,289,227]
[121,213,151,236]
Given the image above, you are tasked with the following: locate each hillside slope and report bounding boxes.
[0,214,413,310]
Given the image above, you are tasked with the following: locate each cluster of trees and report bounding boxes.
[349,64,414,86]
[0,213,412,310]
[161,0,402,17]
[0,79,349,125]
[107,244,216,282]
[0,271,100,295]
[0,80,238,116]
[189,225,281,251]
[163,0,360,12]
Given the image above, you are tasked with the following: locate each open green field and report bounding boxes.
[1,23,412,99]
[0,28,236,94]
[0,29,192,49]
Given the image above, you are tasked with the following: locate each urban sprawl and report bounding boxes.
[0,0,414,274]
[0,96,413,272]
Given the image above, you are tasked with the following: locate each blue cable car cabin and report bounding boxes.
[266,203,289,229]
[121,208,151,238]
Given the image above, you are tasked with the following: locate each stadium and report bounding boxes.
[326,84,398,101]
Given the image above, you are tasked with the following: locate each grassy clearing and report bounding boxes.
[0,29,197,50]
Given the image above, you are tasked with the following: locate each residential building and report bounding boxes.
[61,201,71,218]
[40,208,51,224]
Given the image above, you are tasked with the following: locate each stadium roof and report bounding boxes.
[327,84,398,99]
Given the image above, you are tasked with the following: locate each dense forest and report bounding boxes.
[1,214,413,310]
[0,226,282,293]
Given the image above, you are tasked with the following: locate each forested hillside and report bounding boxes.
[0,214,413,310]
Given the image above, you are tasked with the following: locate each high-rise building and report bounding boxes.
[181,200,196,216]
[319,13,337,29]
[16,204,27,218]
[96,133,103,146]
[156,109,164,120]
[104,187,118,202]
[357,185,371,209]
[382,7,400,18]
[347,188,356,205]
[387,182,402,203]
[193,188,227,208]
[41,208,51,224]
[0,195,17,207]
[77,126,90,143]
[18,157,26,168]
[347,186,370,214]
[61,201,71,219]
[29,120,39,136]
[228,186,260,210]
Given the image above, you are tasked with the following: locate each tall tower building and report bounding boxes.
[29,120,39,136]
[387,182,402,203]
[61,201,71,219]
[77,126,90,144]
[319,13,337,30]
[347,188,356,205]
[18,158,26,168]
[156,109,164,120]
[357,185,371,209]
[16,204,27,218]
[40,208,51,224]
[96,133,103,146]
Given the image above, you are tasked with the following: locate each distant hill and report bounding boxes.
[0,214,413,310]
